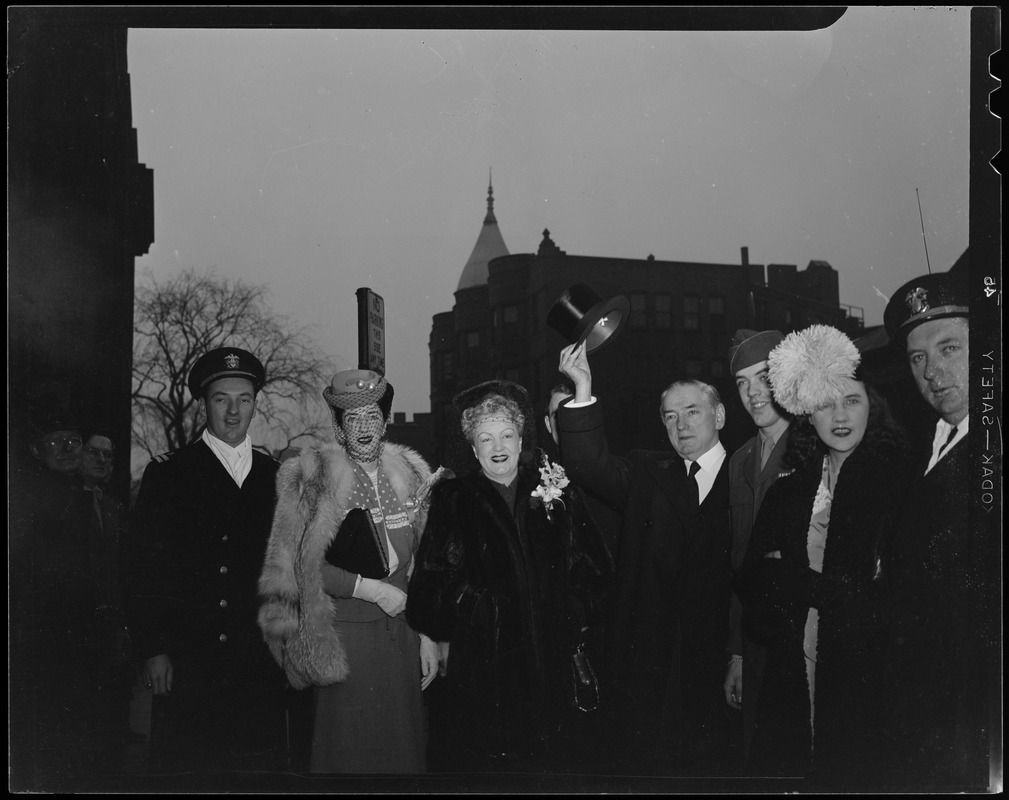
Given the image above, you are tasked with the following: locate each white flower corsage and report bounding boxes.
[530,454,570,521]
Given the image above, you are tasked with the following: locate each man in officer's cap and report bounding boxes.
[125,347,288,775]
[882,271,989,789]
[722,329,791,767]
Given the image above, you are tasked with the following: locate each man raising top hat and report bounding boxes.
[881,271,991,789]
[124,346,288,775]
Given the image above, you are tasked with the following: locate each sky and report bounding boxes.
[127,8,974,419]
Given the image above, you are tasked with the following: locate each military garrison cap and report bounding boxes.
[729,329,785,375]
[883,272,969,346]
[187,347,266,397]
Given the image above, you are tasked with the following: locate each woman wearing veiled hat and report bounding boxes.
[258,369,443,773]
[736,326,911,786]
[406,380,611,773]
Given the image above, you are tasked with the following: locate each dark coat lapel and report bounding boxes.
[643,455,692,527]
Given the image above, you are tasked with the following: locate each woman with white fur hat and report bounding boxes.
[736,325,911,786]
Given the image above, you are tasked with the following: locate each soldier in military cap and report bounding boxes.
[723,329,792,767]
[124,347,288,776]
[881,271,989,788]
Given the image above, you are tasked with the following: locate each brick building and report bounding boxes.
[427,180,865,458]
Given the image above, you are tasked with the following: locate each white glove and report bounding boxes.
[355,577,407,617]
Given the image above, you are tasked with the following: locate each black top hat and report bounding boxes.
[547,284,629,354]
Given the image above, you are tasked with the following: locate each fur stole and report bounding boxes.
[257,441,433,689]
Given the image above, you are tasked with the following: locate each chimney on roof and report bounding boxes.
[741,246,749,267]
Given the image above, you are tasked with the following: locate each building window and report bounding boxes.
[466,331,480,349]
[630,293,647,328]
[709,295,725,333]
[503,304,519,324]
[684,295,700,331]
[442,352,455,382]
[685,359,702,376]
[655,294,671,330]
[784,309,793,327]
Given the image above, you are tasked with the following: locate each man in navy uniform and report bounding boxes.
[125,347,287,776]
[882,272,991,789]
[722,330,791,768]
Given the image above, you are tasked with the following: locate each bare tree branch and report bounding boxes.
[132,268,332,463]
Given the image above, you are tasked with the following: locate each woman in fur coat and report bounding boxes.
[406,381,611,773]
[737,327,911,786]
[258,370,441,774]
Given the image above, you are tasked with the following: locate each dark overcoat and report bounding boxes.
[727,428,792,759]
[737,442,910,784]
[124,438,287,772]
[9,467,132,787]
[557,401,731,771]
[883,436,993,789]
[406,462,610,769]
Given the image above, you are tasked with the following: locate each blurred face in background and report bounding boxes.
[31,429,83,475]
[80,434,114,487]
[471,417,522,485]
[544,390,573,446]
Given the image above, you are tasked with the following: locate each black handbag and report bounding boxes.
[324,507,389,579]
[571,641,601,712]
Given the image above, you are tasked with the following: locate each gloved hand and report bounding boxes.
[356,577,407,617]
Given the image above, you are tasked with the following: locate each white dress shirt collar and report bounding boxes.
[202,428,253,487]
[925,416,968,475]
[687,441,727,504]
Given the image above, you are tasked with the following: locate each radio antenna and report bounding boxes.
[916,188,933,274]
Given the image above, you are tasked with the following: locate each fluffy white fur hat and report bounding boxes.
[767,325,861,416]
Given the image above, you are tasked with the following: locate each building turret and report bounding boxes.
[456,173,510,291]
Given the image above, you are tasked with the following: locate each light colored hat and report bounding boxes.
[323,369,390,410]
[767,325,861,415]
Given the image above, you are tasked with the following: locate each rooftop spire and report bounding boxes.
[485,169,497,224]
[457,172,510,291]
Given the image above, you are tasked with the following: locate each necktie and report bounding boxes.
[91,486,105,533]
[688,461,701,505]
[937,425,958,459]
[760,437,772,470]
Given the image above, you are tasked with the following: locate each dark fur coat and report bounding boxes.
[406,460,611,766]
[737,442,910,784]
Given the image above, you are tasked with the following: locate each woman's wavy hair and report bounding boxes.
[460,395,526,443]
[440,380,538,477]
[783,374,908,471]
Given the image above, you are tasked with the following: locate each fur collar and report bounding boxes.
[257,441,432,689]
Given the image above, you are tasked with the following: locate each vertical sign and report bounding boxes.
[356,287,386,375]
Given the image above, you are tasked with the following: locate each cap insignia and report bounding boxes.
[905,287,930,317]
[224,354,240,369]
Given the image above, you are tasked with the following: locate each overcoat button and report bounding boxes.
[219,634,228,642]
[220,599,228,608]
[220,566,228,574]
